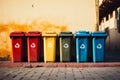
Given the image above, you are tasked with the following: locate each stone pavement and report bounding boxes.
[0,67,120,80]
[0,61,120,67]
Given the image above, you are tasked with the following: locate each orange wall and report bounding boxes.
[0,0,97,32]
[0,0,98,60]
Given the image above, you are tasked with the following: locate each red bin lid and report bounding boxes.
[10,32,25,37]
[26,31,42,36]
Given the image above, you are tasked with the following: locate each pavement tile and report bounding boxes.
[12,76,23,80]
[39,76,49,80]
[1,61,120,67]
[75,78,85,80]
[0,67,120,80]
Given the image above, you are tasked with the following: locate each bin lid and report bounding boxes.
[10,32,25,37]
[26,31,41,36]
[60,32,72,34]
[91,32,107,37]
[42,31,57,36]
[59,32,73,37]
[75,31,90,37]
[45,31,56,34]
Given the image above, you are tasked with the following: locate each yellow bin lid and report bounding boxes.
[42,31,57,36]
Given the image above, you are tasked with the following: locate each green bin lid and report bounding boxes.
[60,32,72,34]
[59,32,73,37]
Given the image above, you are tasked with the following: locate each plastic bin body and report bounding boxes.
[10,32,26,62]
[42,32,57,62]
[26,31,41,62]
[75,31,90,62]
[117,7,120,33]
[92,32,107,62]
[59,32,73,62]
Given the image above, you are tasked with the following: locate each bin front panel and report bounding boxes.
[61,37,71,61]
[27,37,40,62]
[11,37,24,62]
[117,7,120,33]
[44,37,56,62]
[76,37,88,62]
[93,37,105,62]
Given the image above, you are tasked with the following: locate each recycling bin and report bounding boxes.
[75,31,90,62]
[59,32,73,62]
[117,7,120,33]
[42,31,57,62]
[92,32,107,62]
[26,31,41,62]
[10,32,27,62]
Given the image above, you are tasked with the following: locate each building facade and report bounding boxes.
[0,0,99,60]
[99,0,120,61]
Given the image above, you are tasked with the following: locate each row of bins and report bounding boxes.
[10,31,107,63]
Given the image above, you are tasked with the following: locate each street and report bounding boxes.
[0,67,120,80]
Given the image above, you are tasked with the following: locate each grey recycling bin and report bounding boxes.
[59,32,73,62]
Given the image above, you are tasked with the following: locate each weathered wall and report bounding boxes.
[0,0,97,32]
[0,0,98,60]
[100,9,120,61]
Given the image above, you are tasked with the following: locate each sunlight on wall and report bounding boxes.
[0,21,67,60]
[0,0,97,60]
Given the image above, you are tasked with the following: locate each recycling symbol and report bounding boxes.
[15,43,20,48]
[63,43,69,48]
[48,43,52,48]
[80,44,85,49]
[96,44,102,49]
[30,43,36,48]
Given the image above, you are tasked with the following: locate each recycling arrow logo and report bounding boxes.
[96,44,102,49]
[30,43,36,48]
[80,44,85,49]
[63,43,69,48]
[14,43,20,48]
[48,43,52,48]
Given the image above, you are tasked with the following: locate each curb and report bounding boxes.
[0,61,120,68]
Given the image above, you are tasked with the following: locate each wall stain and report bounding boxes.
[0,20,67,60]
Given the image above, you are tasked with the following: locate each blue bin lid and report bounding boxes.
[91,32,107,37]
[75,31,90,37]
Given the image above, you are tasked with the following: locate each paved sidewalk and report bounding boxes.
[0,61,120,67]
[0,67,120,80]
